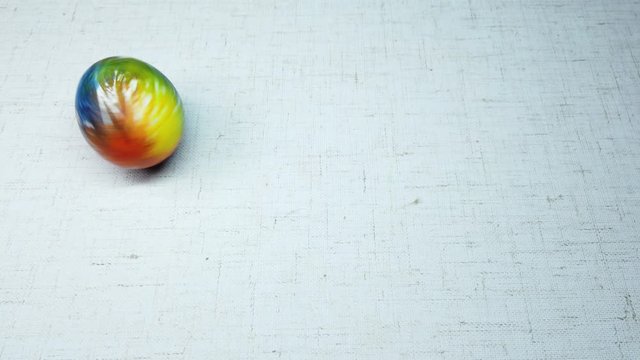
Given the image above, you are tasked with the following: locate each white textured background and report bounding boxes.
[1,0,640,359]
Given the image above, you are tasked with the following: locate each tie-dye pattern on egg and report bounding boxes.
[75,57,184,169]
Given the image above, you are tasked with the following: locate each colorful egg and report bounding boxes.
[75,57,183,169]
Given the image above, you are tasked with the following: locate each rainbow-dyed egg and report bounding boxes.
[75,57,183,169]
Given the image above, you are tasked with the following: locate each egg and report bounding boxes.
[75,57,184,169]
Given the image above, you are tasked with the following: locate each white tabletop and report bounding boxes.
[1,0,639,359]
